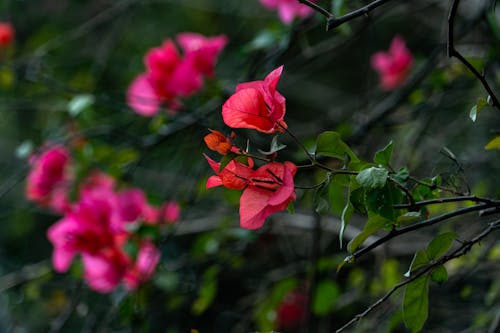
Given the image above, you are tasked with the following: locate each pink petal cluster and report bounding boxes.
[259,0,317,24]
[371,36,414,90]
[222,66,287,134]
[26,145,71,213]
[26,145,181,292]
[127,33,227,116]
[205,155,297,230]
[47,171,180,292]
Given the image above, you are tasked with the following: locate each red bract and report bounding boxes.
[205,155,254,190]
[222,66,287,134]
[127,33,227,116]
[371,36,414,90]
[26,145,71,213]
[259,0,316,24]
[240,161,297,229]
[276,290,309,330]
[0,22,14,47]
[204,129,235,155]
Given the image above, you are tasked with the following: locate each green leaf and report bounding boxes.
[68,94,95,117]
[426,232,457,260]
[347,214,388,253]
[315,131,359,163]
[339,199,353,249]
[393,167,410,184]
[314,173,332,214]
[485,136,500,150]
[374,141,394,166]
[312,280,340,316]
[192,266,219,315]
[257,135,287,155]
[469,97,487,122]
[404,250,429,277]
[430,265,448,284]
[365,184,402,222]
[219,152,237,172]
[356,167,389,189]
[349,187,366,214]
[403,275,430,333]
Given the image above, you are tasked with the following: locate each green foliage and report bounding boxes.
[312,280,340,315]
[356,167,389,189]
[403,275,430,333]
[315,131,359,164]
[373,141,394,167]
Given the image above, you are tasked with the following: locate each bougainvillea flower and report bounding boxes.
[239,161,297,229]
[259,0,316,24]
[222,66,287,134]
[168,58,203,96]
[127,74,162,116]
[177,33,228,77]
[371,36,414,90]
[0,22,14,47]
[26,145,71,211]
[159,201,181,224]
[124,241,161,290]
[82,249,130,293]
[204,129,235,155]
[205,155,255,190]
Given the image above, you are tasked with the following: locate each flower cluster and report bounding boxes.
[371,36,414,90]
[0,22,14,47]
[127,32,227,116]
[259,0,317,25]
[205,66,297,230]
[26,145,180,292]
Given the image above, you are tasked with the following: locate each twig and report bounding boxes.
[347,203,495,262]
[388,176,415,207]
[327,0,394,31]
[336,219,500,332]
[409,176,467,196]
[394,195,497,209]
[0,260,51,292]
[447,0,500,110]
[297,0,333,19]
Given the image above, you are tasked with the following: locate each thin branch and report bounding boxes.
[448,0,500,110]
[409,176,467,196]
[0,260,51,292]
[394,195,498,209]
[347,203,496,262]
[327,0,394,31]
[297,0,333,19]
[336,219,500,332]
[388,176,415,207]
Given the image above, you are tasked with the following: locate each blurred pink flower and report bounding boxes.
[26,145,71,213]
[371,36,414,90]
[124,241,161,290]
[127,33,227,116]
[276,289,309,330]
[259,0,316,24]
[82,249,130,293]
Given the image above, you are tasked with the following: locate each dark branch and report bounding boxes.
[297,0,332,19]
[347,203,496,262]
[327,0,394,31]
[394,195,498,209]
[448,0,500,110]
[336,219,500,332]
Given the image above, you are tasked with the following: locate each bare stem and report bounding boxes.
[297,0,333,19]
[327,0,394,31]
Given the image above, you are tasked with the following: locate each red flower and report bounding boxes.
[240,161,297,229]
[205,155,254,190]
[276,290,309,330]
[371,36,414,90]
[177,33,228,77]
[124,241,161,290]
[204,129,237,155]
[0,22,14,47]
[222,66,287,134]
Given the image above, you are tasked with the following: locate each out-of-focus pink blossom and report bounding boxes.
[124,241,161,290]
[259,0,316,24]
[371,36,414,90]
[82,249,130,293]
[177,33,228,77]
[160,201,181,223]
[0,22,14,47]
[276,289,309,330]
[127,33,227,116]
[26,145,71,213]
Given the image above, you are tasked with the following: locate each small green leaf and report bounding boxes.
[469,97,487,122]
[365,184,402,222]
[430,265,448,284]
[219,152,237,172]
[397,211,422,224]
[315,131,359,163]
[426,232,457,260]
[68,94,95,117]
[347,214,388,253]
[403,275,430,333]
[404,250,429,277]
[339,199,353,249]
[257,135,287,155]
[374,141,394,166]
[356,167,389,189]
[312,280,340,316]
[192,266,219,315]
[393,167,410,184]
[485,136,500,150]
